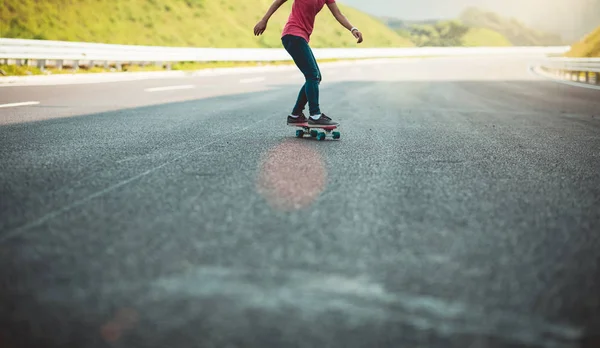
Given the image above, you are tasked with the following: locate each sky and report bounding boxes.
[337,0,600,40]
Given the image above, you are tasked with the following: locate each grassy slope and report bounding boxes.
[462,28,512,47]
[1,0,413,48]
[565,26,600,57]
[459,7,563,46]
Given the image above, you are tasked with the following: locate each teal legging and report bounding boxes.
[282,34,322,116]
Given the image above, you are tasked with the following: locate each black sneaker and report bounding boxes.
[287,113,308,125]
[308,113,338,126]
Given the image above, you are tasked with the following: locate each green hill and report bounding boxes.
[565,26,600,58]
[462,28,512,47]
[459,7,563,46]
[0,0,413,48]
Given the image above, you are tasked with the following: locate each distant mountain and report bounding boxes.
[462,28,512,47]
[342,0,597,44]
[381,15,512,47]
[459,7,564,46]
[380,7,563,47]
[527,0,600,42]
[565,26,600,57]
[380,17,441,30]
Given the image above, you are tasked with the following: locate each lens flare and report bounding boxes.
[256,140,327,211]
[100,307,139,343]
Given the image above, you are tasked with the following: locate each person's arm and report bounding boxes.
[254,0,288,36]
[327,2,363,43]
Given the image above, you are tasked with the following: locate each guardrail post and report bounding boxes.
[56,60,63,70]
[116,62,122,71]
[166,63,172,71]
[16,59,22,66]
[104,61,109,70]
[73,60,79,71]
[37,59,46,71]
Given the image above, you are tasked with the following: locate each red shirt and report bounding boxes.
[282,0,336,43]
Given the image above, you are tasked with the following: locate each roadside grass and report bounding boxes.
[0,59,358,76]
[0,56,446,77]
[0,61,294,76]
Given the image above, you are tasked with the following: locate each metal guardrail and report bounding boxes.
[0,38,572,71]
[538,57,600,86]
[4,38,598,88]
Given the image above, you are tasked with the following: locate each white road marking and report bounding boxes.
[239,77,266,84]
[0,101,40,108]
[144,84,195,92]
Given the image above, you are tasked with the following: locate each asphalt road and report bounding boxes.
[1,56,599,348]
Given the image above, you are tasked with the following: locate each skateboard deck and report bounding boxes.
[289,122,340,140]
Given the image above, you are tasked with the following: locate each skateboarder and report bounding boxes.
[254,0,363,126]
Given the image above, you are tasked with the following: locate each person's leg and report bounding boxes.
[282,35,321,116]
[299,42,321,117]
[307,44,323,85]
[282,35,337,126]
[291,82,308,116]
[302,50,337,126]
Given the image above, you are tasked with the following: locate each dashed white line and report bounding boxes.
[239,77,266,84]
[0,101,40,108]
[144,85,195,92]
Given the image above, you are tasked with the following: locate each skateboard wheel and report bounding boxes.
[296,130,304,138]
[310,130,318,137]
[332,131,340,139]
[317,132,326,141]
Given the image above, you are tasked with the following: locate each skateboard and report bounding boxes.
[289,122,340,141]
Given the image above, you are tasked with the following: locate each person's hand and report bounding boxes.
[352,29,363,44]
[254,20,268,36]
